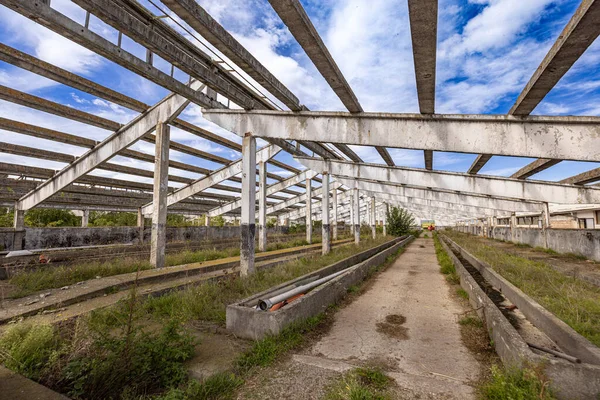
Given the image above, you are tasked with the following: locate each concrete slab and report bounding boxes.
[310,238,481,399]
[0,366,68,400]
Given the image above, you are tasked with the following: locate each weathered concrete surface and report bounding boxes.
[408,0,437,114]
[0,366,68,400]
[310,238,481,399]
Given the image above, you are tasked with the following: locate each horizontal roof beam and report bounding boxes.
[202,110,600,162]
[298,157,600,204]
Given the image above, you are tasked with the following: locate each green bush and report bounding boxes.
[25,209,80,227]
[0,207,14,227]
[481,365,554,399]
[386,206,415,236]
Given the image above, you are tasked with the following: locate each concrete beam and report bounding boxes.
[560,167,600,185]
[408,0,438,114]
[334,143,363,163]
[202,110,600,162]
[16,81,203,210]
[0,0,221,109]
[468,154,492,175]
[268,0,362,113]
[510,0,600,116]
[377,147,395,167]
[150,122,170,268]
[510,158,562,179]
[265,181,342,215]
[240,134,257,276]
[298,158,600,204]
[424,150,433,170]
[140,145,281,214]
[161,0,301,111]
[208,169,318,217]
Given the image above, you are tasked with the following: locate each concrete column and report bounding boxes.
[12,203,25,251]
[383,203,388,236]
[350,194,355,236]
[137,207,145,244]
[541,202,550,249]
[240,133,257,276]
[510,212,517,242]
[81,209,89,227]
[305,178,312,244]
[258,160,267,252]
[353,188,360,245]
[205,214,210,226]
[371,197,376,239]
[332,187,338,240]
[322,172,331,255]
[150,122,170,268]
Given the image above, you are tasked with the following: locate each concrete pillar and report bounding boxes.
[332,187,338,241]
[510,212,517,242]
[305,178,312,244]
[81,209,89,227]
[240,133,256,276]
[383,203,388,236]
[350,194,355,236]
[205,214,210,226]
[137,207,145,244]
[322,172,331,255]
[353,188,360,245]
[371,197,376,239]
[258,160,267,252]
[150,122,170,268]
[541,202,550,249]
[12,203,25,251]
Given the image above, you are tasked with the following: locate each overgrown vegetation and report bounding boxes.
[433,233,460,284]
[1,235,400,399]
[445,231,600,346]
[386,206,415,236]
[480,365,555,400]
[324,367,394,400]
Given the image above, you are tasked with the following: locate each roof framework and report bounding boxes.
[0,0,598,265]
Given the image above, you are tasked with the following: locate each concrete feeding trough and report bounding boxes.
[440,234,600,400]
[226,236,413,340]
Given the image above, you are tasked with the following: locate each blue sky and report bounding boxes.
[0,0,598,196]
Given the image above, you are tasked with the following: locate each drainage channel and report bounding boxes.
[446,241,565,357]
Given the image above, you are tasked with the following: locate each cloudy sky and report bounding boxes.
[0,0,598,198]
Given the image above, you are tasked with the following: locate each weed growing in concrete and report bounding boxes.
[423,233,429,238]
[456,288,469,300]
[480,365,555,400]
[155,371,243,400]
[445,231,600,346]
[459,316,483,328]
[433,233,460,284]
[324,367,393,400]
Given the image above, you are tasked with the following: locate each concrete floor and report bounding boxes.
[305,237,482,398]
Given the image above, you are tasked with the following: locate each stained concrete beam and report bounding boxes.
[510,158,562,179]
[266,181,342,215]
[268,0,362,113]
[560,167,600,185]
[202,109,600,162]
[298,157,600,204]
[424,150,433,170]
[377,147,395,167]
[468,154,492,175]
[510,0,600,116]
[408,0,438,114]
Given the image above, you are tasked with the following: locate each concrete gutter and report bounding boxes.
[226,235,413,340]
[439,234,600,400]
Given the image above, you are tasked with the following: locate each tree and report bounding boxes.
[0,207,14,228]
[25,209,80,227]
[386,206,415,236]
[90,211,137,227]
[210,215,226,227]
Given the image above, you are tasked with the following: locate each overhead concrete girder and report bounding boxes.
[0,0,222,109]
[141,145,281,215]
[208,169,319,217]
[298,158,600,204]
[560,167,600,185]
[16,80,204,211]
[202,109,600,163]
[266,181,343,215]
[333,177,543,213]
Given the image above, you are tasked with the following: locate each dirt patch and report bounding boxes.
[419,245,426,248]
[408,270,418,276]
[377,314,409,340]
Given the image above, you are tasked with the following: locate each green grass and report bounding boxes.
[7,236,330,298]
[324,367,393,400]
[456,288,469,300]
[459,316,483,328]
[433,233,460,284]
[445,231,600,347]
[480,365,555,400]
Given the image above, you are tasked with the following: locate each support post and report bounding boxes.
[137,207,145,244]
[510,212,517,243]
[81,209,89,227]
[350,194,355,236]
[258,160,267,252]
[205,214,210,226]
[383,203,388,236]
[240,133,256,276]
[541,202,550,249]
[332,186,338,240]
[150,122,170,268]
[306,178,312,244]
[371,197,376,239]
[12,202,25,251]
[322,171,331,255]
[353,188,360,245]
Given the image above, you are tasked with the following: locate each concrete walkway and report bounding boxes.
[305,237,482,399]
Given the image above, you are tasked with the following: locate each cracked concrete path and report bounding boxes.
[307,237,482,399]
